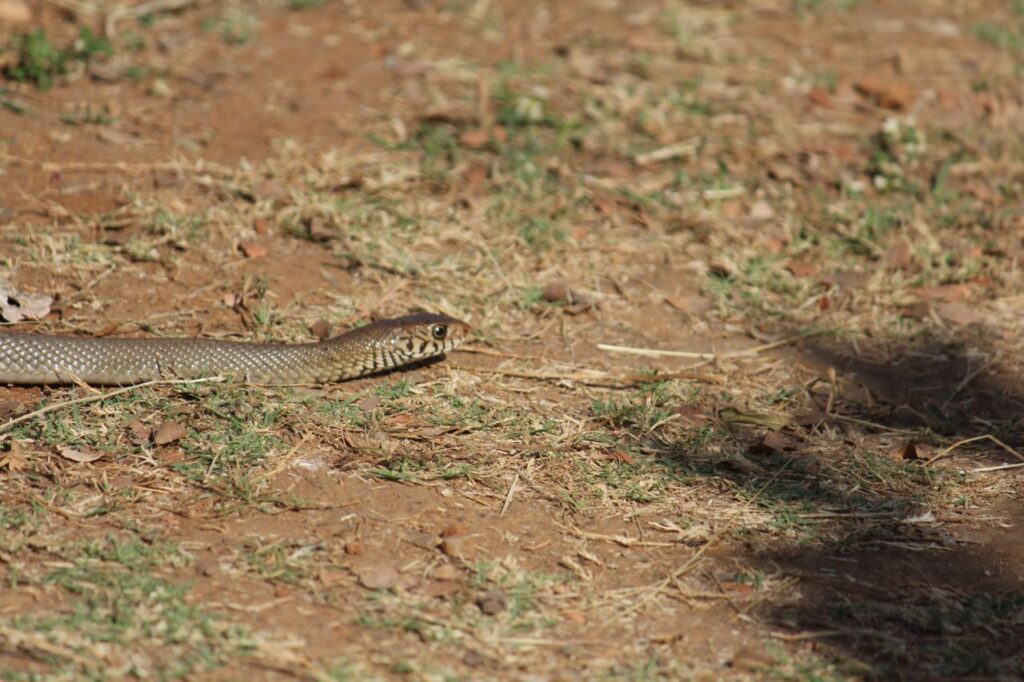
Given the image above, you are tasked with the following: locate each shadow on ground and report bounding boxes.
[663,327,1024,678]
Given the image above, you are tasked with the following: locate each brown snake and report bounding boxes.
[0,313,470,386]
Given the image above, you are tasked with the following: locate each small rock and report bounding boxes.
[542,279,571,303]
[356,564,400,590]
[310,319,331,340]
[476,589,507,615]
[344,542,363,556]
[431,564,459,580]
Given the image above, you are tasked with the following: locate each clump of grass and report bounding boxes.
[3,27,112,89]
[6,535,253,677]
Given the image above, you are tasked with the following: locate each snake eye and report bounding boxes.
[431,325,448,340]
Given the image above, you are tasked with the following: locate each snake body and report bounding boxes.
[0,313,469,386]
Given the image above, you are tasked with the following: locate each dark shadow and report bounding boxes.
[653,328,1024,679]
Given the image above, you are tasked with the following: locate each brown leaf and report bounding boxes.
[854,78,916,111]
[821,270,871,290]
[808,87,832,108]
[356,564,400,590]
[0,399,26,421]
[897,440,933,461]
[239,242,268,259]
[605,450,635,464]
[882,237,913,270]
[459,128,491,149]
[0,441,29,472]
[676,404,710,426]
[663,294,711,316]
[442,522,469,538]
[422,579,462,599]
[253,217,268,235]
[786,260,818,278]
[59,447,104,463]
[590,191,617,216]
[913,283,970,302]
[153,421,188,446]
[440,536,468,558]
[935,301,986,326]
[462,163,488,194]
[128,420,153,443]
[562,609,587,625]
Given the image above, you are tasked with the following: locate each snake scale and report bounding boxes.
[0,313,469,386]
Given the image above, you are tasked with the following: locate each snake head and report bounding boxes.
[385,312,471,362]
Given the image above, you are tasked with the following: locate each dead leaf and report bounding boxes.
[935,301,986,326]
[562,609,586,625]
[459,128,491,149]
[786,260,818,278]
[897,440,933,461]
[675,404,710,426]
[605,450,635,464]
[440,536,468,558]
[239,242,268,259]
[253,217,268,235]
[854,78,916,111]
[750,431,792,455]
[462,163,488,194]
[356,564,400,590]
[663,294,711,316]
[0,279,53,323]
[442,522,469,538]
[0,399,26,421]
[882,237,913,270]
[58,447,105,463]
[153,421,188,446]
[808,87,832,108]
[128,420,152,443]
[0,441,29,472]
[590,191,618,216]
[821,270,871,290]
[912,283,970,302]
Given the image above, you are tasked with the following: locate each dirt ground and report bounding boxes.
[1,0,1023,679]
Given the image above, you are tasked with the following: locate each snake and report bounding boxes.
[0,312,470,386]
